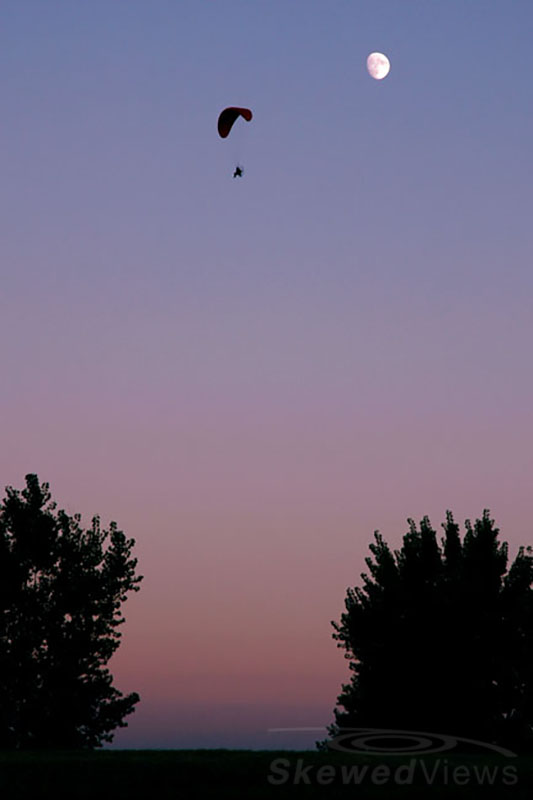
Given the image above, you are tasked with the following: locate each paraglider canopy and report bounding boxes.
[217,107,253,138]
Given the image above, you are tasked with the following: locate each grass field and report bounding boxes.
[0,749,531,799]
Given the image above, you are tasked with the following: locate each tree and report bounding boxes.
[328,510,533,751]
[0,474,143,748]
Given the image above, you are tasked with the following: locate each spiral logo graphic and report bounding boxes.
[327,728,517,757]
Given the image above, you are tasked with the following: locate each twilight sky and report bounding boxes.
[1,0,533,748]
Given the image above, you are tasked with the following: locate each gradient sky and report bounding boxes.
[1,0,533,748]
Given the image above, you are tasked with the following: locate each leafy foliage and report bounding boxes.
[329,510,533,751]
[0,474,143,748]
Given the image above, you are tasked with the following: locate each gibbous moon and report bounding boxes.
[367,52,390,80]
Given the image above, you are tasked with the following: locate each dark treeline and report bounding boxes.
[328,510,533,752]
[0,474,142,748]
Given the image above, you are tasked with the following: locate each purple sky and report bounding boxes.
[1,1,533,748]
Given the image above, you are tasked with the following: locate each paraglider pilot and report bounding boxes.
[233,165,243,178]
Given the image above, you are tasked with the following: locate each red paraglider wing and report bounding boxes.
[217,107,253,138]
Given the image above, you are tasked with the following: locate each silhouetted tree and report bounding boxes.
[0,474,143,748]
[328,510,533,751]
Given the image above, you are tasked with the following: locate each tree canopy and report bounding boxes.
[0,474,143,748]
[329,510,533,751]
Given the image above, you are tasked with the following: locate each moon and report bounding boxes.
[367,52,390,80]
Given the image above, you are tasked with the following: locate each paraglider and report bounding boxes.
[218,107,253,178]
[217,107,253,139]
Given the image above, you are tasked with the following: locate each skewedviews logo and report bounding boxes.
[266,727,519,788]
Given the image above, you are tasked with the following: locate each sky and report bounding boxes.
[1,0,533,749]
